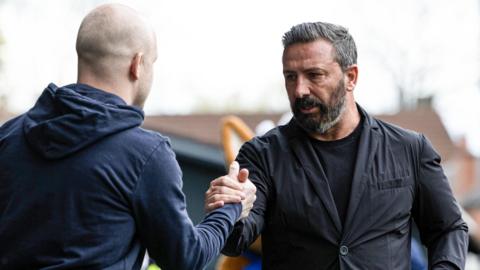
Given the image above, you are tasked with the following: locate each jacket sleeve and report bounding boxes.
[412,134,468,269]
[222,140,271,256]
[131,140,241,270]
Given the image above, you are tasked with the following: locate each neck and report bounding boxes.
[308,102,361,141]
[77,73,133,105]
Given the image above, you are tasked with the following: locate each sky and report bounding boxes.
[0,0,479,156]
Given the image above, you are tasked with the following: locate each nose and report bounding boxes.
[293,76,310,99]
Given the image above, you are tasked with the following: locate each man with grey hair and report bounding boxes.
[0,4,256,270]
[206,22,468,269]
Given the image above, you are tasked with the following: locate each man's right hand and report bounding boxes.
[205,161,257,220]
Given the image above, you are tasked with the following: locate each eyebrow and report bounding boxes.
[283,67,327,74]
[304,68,326,73]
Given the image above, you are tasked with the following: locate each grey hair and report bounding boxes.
[282,22,357,71]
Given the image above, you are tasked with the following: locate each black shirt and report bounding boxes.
[310,118,363,225]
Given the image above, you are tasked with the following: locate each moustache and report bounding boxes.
[294,97,328,114]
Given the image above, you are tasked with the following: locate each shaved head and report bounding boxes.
[76,4,157,107]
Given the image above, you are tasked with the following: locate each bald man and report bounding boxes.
[0,4,256,270]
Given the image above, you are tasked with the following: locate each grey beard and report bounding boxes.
[295,95,346,134]
[292,75,348,135]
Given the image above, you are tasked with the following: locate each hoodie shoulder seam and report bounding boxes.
[131,135,169,194]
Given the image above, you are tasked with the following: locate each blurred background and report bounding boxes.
[0,0,479,269]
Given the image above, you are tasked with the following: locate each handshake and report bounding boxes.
[205,161,257,220]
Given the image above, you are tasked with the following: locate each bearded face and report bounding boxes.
[292,77,346,134]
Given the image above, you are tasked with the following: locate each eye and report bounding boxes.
[308,72,324,79]
[284,73,297,82]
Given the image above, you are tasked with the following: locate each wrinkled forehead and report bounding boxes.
[282,40,338,67]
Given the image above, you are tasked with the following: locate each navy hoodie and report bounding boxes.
[0,83,240,270]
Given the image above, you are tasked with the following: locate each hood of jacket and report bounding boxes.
[23,83,144,159]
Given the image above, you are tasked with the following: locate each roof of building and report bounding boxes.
[143,113,283,146]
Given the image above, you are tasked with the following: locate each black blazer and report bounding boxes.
[222,106,468,269]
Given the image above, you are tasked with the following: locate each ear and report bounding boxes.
[344,64,358,92]
[129,52,144,81]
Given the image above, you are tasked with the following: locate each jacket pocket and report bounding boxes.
[377,178,408,190]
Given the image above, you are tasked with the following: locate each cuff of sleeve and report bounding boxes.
[432,257,462,270]
[205,203,242,225]
[229,203,242,221]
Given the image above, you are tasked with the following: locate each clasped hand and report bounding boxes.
[205,161,257,220]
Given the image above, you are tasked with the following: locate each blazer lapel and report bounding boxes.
[343,108,380,236]
[288,122,342,234]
